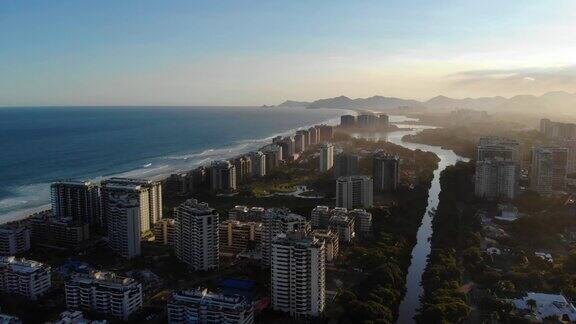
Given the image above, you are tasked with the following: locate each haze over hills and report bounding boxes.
[274,91,576,115]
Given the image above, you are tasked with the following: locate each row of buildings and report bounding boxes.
[340,113,390,130]
[475,133,572,200]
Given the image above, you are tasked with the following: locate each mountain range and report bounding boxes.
[274,91,576,115]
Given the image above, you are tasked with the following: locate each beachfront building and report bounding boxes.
[357,114,379,129]
[30,212,90,247]
[101,177,162,235]
[261,209,308,266]
[219,220,262,255]
[319,143,334,173]
[249,151,266,178]
[65,271,142,321]
[336,176,373,210]
[334,153,360,178]
[294,133,306,153]
[0,224,30,256]
[0,256,51,300]
[153,218,175,245]
[51,180,101,226]
[373,153,400,192]
[316,125,334,143]
[210,160,237,192]
[308,127,319,145]
[276,137,295,161]
[168,289,255,324]
[174,199,219,271]
[101,178,163,259]
[261,144,283,174]
[271,231,325,318]
[232,156,252,185]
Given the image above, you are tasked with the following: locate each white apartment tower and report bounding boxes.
[211,161,237,191]
[0,257,51,300]
[261,209,308,266]
[168,289,254,324]
[271,231,325,318]
[336,176,373,209]
[319,143,334,172]
[174,199,219,271]
[65,271,143,321]
[249,151,266,178]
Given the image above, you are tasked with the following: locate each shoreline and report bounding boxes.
[0,111,350,224]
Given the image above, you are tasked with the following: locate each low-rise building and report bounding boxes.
[508,292,576,322]
[0,256,51,300]
[219,220,262,255]
[65,271,142,321]
[167,289,254,324]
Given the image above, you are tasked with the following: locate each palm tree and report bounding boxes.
[526,299,537,313]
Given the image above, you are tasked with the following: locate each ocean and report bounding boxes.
[0,106,346,222]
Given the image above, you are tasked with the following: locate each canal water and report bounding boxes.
[354,116,468,323]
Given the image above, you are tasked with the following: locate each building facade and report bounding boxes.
[373,153,400,192]
[271,231,325,318]
[334,153,359,178]
[153,218,175,245]
[261,209,308,266]
[0,257,51,300]
[0,225,30,256]
[336,176,373,210]
[249,151,266,178]
[174,199,219,271]
[65,271,142,321]
[167,289,254,324]
[210,161,237,191]
[219,220,262,255]
[51,180,101,226]
[319,143,334,172]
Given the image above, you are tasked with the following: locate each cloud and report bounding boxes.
[445,65,576,95]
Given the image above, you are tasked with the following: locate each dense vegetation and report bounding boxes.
[330,168,435,323]
[416,161,480,323]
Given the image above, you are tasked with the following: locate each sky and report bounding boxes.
[1,0,576,106]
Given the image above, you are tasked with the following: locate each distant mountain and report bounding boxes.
[306,95,423,110]
[276,100,311,108]
[276,91,576,115]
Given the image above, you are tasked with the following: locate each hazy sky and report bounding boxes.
[2,0,576,106]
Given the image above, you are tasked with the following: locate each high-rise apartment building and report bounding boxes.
[174,199,219,271]
[276,137,295,161]
[531,147,568,194]
[51,180,101,226]
[0,257,51,300]
[349,209,372,237]
[261,209,308,266]
[319,143,334,172]
[357,114,379,129]
[373,153,400,192]
[65,271,142,321]
[101,178,162,258]
[328,212,355,243]
[316,125,333,143]
[336,176,373,209]
[101,178,162,232]
[232,156,252,185]
[261,144,283,174]
[334,153,359,178]
[475,158,517,200]
[308,127,319,145]
[153,218,175,245]
[249,151,266,178]
[271,231,325,318]
[312,229,339,262]
[340,115,356,128]
[168,289,254,324]
[540,119,576,140]
[294,133,306,153]
[311,206,331,229]
[210,161,237,191]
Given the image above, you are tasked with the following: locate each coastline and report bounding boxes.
[0,111,349,224]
